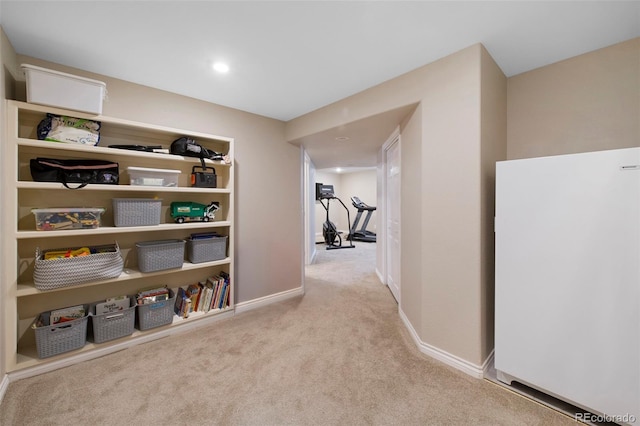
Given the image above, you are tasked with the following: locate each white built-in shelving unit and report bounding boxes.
[3,100,234,373]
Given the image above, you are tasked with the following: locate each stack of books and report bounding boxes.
[174,272,230,318]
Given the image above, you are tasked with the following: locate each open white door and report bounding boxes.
[385,136,401,303]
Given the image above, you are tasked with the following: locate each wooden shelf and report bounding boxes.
[16,258,232,297]
[16,221,232,239]
[4,99,235,374]
[17,138,231,167]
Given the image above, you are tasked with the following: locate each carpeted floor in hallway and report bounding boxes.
[0,242,576,425]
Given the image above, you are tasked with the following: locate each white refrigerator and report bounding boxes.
[494,147,639,422]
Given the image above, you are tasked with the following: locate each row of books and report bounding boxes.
[175,272,230,318]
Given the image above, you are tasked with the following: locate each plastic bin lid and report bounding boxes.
[32,207,106,214]
[21,63,107,87]
[127,166,181,174]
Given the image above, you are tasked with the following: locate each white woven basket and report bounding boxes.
[33,243,124,291]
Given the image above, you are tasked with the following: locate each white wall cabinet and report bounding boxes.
[2,100,234,373]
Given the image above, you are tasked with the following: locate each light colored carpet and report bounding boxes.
[0,242,576,425]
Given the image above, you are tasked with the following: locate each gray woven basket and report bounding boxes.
[187,236,228,263]
[90,297,136,343]
[33,243,124,291]
[136,289,176,330]
[136,239,185,272]
[33,306,89,358]
[113,198,162,227]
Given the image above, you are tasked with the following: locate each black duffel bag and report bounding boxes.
[30,157,119,189]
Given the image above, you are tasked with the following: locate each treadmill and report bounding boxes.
[348,196,376,242]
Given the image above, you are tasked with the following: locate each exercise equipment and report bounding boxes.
[316,183,355,250]
[348,196,376,242]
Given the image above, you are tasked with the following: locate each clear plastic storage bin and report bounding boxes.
[127,167,180,187]
[32,207,105,231]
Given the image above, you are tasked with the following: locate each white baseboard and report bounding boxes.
[482,349,495,378]
[375,268,384,284]
[0,374,9,405]
[399,308,487,379]
[235,286,304,314]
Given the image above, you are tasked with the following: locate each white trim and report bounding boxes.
[6,310,234,382]
[482,349,495,378]
[0,374,9,405]
[382,130,401,304]
[235,286,304,314]
[399,308,485,379]
[375,267,384,285]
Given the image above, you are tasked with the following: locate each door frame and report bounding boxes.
[379,128,401,302]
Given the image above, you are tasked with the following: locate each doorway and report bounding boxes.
[383,134,401,303]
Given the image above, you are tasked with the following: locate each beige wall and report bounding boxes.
[480,46,508,360]
[3,48,303,306]
[288,44,505,369]
[419,46,485,364]
[398,105,423,332]
[507,37,640,159]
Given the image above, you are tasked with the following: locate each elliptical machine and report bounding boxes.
[316,183,355,250]
[347,196,376,242]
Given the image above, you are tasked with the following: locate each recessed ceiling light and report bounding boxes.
[213,62,229,73]
[335,136,350,142]
[336,167,342,173]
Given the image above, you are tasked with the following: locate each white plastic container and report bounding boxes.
[127,167,180,187]
[22,64,107,115]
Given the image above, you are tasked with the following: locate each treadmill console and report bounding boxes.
[351,196,376,211]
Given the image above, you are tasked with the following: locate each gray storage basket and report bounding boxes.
[136,289,176,330]
[187,236,228,263]
[33,305,89,358]
[113,198,162,227]
[90,297,136,343]
[136,239,185,272]
[33,243,124,291]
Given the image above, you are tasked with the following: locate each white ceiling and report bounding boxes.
[1,1,639,169]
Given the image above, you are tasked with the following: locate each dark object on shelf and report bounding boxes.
[170,137,224,161]
[30,157,119,189]
[191,165,217,188]
[108,144,163,152]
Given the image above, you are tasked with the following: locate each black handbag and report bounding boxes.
[30,157,119,189]
[170,137,223,161]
